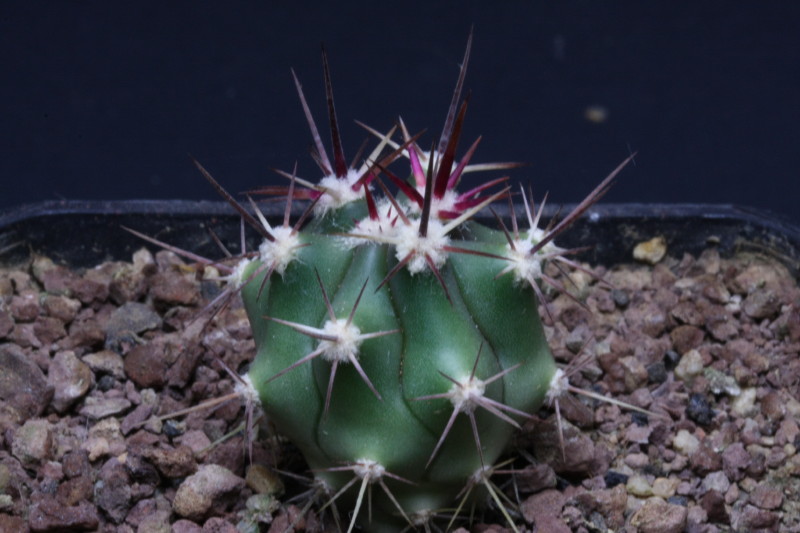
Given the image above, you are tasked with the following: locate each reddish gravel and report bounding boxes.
[1,244,800,532]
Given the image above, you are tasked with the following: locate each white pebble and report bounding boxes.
[674,349,704,381]
[627,475,654,497]
[732,387,757,416]
[672,429,700,455]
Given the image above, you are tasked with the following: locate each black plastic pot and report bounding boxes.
[1,200,800,274]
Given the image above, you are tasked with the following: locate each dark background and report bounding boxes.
[2,2,798,221]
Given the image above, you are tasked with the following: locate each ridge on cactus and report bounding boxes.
[127,32,636,532]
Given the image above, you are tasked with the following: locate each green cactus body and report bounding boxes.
[237,200,557,528]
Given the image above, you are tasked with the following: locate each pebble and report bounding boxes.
[9,291,39,322]
[71,270,110,304]
[559,305,590,331]
[0,514,27,532]
[202,517,238,532]
[749,482,783,510]
[744,451,767,478]
[62,449,91,479]
[80,420,123,460]
[619,356,648,391]
[108,249,154,303]
[700,490,729,524]
[42,294,81,323]
[78,396,132,419]
[629,497,687,533]
[62,318,105,350]
[626,475,653,497]
[704,368,741,396]
[81,349,125,378]
[721,442,750,481]
[31,255,70,290]
[9,322,41,349]
[172,464,245,521]
[624,452,650,469]
[573,484,627,529]
[686,393,715,426]
[172,519,204,533]
[611,288,630,308]
[776,417,799,445]
[742,351,770,375]
[57,476,92,508]
[81,437,110,462]
[245,464,284,495]
[732,261,786,292]
[268,505,312,533]
[646,361,668,384]
[95,375,116,391]
[667,495,689,508]
[673,429,700,455]
[685,505,709,531]
[633,236,667,265]
[604,471,628,488]
[136,515,171,533]
[103,301,162,350]
[125,496,168,529]
[632,302,668,338]
[528,418,597,475]
[11,419,53,466]
[742,288,781,319]
[594,292,616,313]
[95,458,132,524]
[33,316,66,345]
[177,430,213,457]
[121,404,154,437]
[731,387,757,416]
[520,489,570,532]
[149,271,199,306]
[47,350,93,413]
[28,496,99,532]
[624,424,652,445]
[651,477,679,499]
[725,482,740,504]
[120,452,156,487]
[663,349,681,370]
[0,310,13,338]
[0,343,51,418]
[700,471,730,495]
[670,325,705,355]
[241,494,280,531]
[760,390,785,421]
[163,419,185,438]
[731,504,778,530]
[143,445,197,479]
[708,316,739,341]
[565,324,591,354]
[205,436,246,476]
[123,342,168,389]
[674,349,704,380]
[690,445,723,475]
[671,301,704,326]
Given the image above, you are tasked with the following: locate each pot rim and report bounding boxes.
[1,200,799,274]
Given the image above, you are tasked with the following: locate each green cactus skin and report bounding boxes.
[239,208,557,524]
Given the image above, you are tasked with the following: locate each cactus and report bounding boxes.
[130,35,634,532]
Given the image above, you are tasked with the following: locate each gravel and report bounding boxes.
[1,243,800,531]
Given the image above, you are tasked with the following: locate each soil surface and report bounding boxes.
[1,242,800,533]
